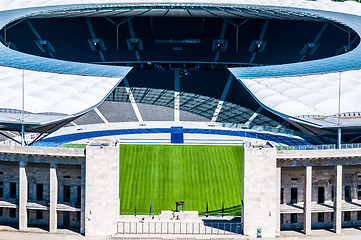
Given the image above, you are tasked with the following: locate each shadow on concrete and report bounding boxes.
[200,204,242,216]
[57,225,80,233]
[202,217,242,234]
[27,224,49,232]
[318,203,333,208]
[0,222,18,230]
[286,203,304,210]
[349,201,361,208]
[311,227,334,233]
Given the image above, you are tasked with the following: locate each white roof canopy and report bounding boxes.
[237,69,361,128]
[0,65,131,128]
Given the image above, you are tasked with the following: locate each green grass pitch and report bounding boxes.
[119,144,243,215]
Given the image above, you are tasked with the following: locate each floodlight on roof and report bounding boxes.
[127,38,143,51]
[300,43,319,56]
[88,39,106,51]
[212,39,228,51]
[35,40,55,53]
[249,40,267,53]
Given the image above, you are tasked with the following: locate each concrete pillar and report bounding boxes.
[85,140,119,237]
[49,163,58,232]
[275,167,281,236]
[353,172,358,201]
[303,166,312,235]
[80,163,86,234]
[19,161,27,231]
[242,147,277,238]
[334,165,342,234]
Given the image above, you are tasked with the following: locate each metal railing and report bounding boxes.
[277,143,361,151]
[117,221,242,235]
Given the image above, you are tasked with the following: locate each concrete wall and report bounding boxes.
[242,147,277,238]
[56,165,81,203]
[84,141,119,237]
[27,163,50,201]
[277,148,361,163]
[281,165,361,205]
[0,153,83,231]
[57,211,80,227]
[281,165,361,230]
[0,162,19,199]
[28,210,49,226]
[281,211,361,230]
[0,208,18,223]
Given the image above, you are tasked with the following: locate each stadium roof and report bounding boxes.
[0,0,361,15]
[0,65,130,131]
[237,69,361,129]
[1,0,361,132]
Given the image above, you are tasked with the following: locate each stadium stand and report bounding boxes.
[104,86,283,126]
[73,108,104,126]
[35,127,310,147]
[97,101,138,122]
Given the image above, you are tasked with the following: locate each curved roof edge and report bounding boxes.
[234,69,361,129]
[229,7,361,78]
[1,3,360,78]
[0,65,130,132]
[0,5,132,77]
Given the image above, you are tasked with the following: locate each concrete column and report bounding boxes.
[303,166,312,235]
[275,167,281,236]
[85,141,119,236]
[80,163,86,234]
[334,165,342,234]
[353,173,358,201]
[242,147,277,238]
[49,163,58,232]
[19,161,27,231]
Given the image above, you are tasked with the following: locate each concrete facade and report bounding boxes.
[242,146,277,238]
[84,141,119,237]
[3,143,361,239]
[303,166,312,234]
[0,146,84,232]
[278,149,361,234]
[0,142,120,237]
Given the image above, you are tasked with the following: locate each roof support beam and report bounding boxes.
[250,19,270,63]
[299,22,328,62]
[94,107,109,124]
[105,17,133,51]
[127,20,140,61]
[123,78,144,123]
[211,73,233,122]
[26,19,55,59]
[70,121,79,127]
[0,131,21,145]
[245,106,263,125]
[85,18,106,62]
[3,18,26,44]
[227,18,249,52]
[214,20,228,62]
[335,35,358,55]
[313,22,329,44]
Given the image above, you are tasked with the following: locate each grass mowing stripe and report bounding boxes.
[119,145,243,214]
